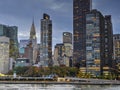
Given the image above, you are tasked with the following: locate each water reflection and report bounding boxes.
[0,84,120,90]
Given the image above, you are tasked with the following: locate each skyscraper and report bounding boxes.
[53,32,73,67]
[0,36,9,73]
[8,26,18,48]
[0,24,18,58]
[63,32,73,67]
[19,39,29,58]
[30,20,37,45]
[63,32,72,44]
[40,13,52,67]
[73,0,91,67]
[113,34,120,60]
[104,15,113,67]
[85,10,113,76]
[29,20,37,64]
[86,9,105,76]
[54,43,65,66]
[113,34,120,77]
[102,15,113,76]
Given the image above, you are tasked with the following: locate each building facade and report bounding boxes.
[53,44,65,66]
[0,36,9,73]
[102,15,113,75]
[85,9,105,76]
[53,32,73,67]
[29,20,37,64]
[73,0,91,67]
[64,43,73,67]
[8,26,18,48]
[24,43,33,65]
[54,43,73,67]
[15,58,30,67]
[85,10,113,76]
[63,32,73,67]
[19,40,29,48]
[63,32,72,44]
[113,34,120,77]
[40,13,52,67]
[0,24,18,49]
[0,24,18,58]
[113,34,120,60]
[19,39,29,58]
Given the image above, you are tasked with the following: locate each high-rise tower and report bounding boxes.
[0,36,9,73]
[102,15,113,76]
[63,32,73,67]
[113,34,120,60]
[29,20,37,64]
[0,24,18,58]
[63,32,72,44]
[40,13,52,67]
[85,10,113,76]
[86,9,105,76]
[30,20,37,45]
[104,15,113,67]
[113,34,120,77]
[73,0,91,67]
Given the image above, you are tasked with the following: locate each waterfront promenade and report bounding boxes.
[0,77,120,85]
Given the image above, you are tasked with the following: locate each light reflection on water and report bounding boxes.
[0,84,120,90]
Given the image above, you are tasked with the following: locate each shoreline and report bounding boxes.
[0,81,120,85]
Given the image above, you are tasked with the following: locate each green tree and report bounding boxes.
[85,73,91,78]
[8,66,79,77]
[77,70,83,78]
[106,73,112,80]
[68,67,78,77]
[14,66,29,76]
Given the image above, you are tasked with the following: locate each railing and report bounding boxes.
[65,77,120,84]
[0,76,55,81]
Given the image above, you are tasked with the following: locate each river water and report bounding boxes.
[0,84,120,90]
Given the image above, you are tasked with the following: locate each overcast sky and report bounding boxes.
[0,0,120,48]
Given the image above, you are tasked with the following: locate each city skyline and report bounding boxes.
[0,0,120,47]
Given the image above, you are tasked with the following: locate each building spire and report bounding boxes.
[30,18,36,39]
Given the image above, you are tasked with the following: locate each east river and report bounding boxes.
[0,84,120,90]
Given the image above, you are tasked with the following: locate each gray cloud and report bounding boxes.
[93,0,120,34]
[0,0,120,47]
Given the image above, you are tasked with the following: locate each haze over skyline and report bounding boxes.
[0,0,120,47]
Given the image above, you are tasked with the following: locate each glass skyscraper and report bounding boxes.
[40,13,52,67]
[104,15,113,67]
[73,0,91,67]
[85,10,113,76]
[0,24,18,47]
[86,9,105,76]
